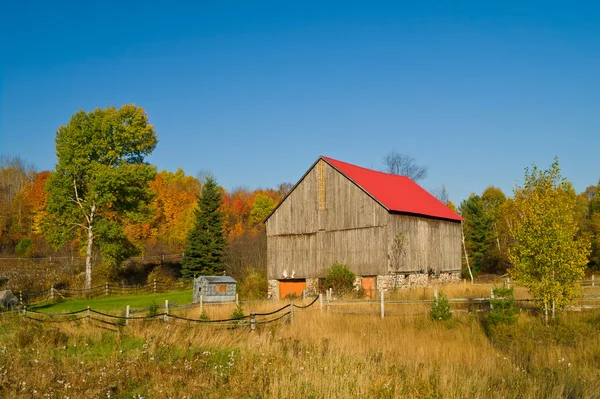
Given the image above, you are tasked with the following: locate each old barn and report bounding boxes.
[265,156,462,299]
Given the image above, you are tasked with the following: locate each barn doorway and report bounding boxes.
[279,279,306,299]
[361,276,376,299]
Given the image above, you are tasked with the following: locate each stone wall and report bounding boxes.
[377,272,461,292]
[268,280,279,299]
[306,278,320,296]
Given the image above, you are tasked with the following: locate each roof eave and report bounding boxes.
[388,210,463,223]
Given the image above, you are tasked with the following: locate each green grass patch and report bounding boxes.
[31,289,193,314]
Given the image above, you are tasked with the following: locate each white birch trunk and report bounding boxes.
[85,222,94,290]
[461,224,474,283]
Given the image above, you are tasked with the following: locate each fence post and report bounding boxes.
[380,290,385,319]
[250,311,256,331]
[154,279,157,293]
[105,282,109,296]
[593,275,595,287]
[200,295,203,314]
[126,305,130,326]
[303,289,306,300]
[490,288,494,310]
[50,285,54,302]
[290,300,294,324]
[236,294,239,305]
[19,291,23,305]
[434,289,438,304]
[507,278,511,289]
[326,290,330,311]
[23,305,27,317]
[319,293,323,312]
[87,305,90,320]
[164,300,169,322]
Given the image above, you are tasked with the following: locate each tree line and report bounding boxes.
[1,105,598,319]
[0,106,289,290]
[456,171,599,278]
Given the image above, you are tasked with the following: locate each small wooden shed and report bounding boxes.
[193,276,237,303]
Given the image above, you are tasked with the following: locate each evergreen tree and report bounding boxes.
[459,194,495,275]
[182,177,226,278]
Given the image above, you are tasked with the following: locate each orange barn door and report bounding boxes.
[361,277,376,299]
[279,280,306,299]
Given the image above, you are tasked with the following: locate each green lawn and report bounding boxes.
[30,289,193,314]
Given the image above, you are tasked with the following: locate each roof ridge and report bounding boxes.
[321,155,414,180]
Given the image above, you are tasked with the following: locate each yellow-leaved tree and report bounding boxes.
[508,157,590,324]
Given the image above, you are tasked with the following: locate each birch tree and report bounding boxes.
[508,158,590,324]
[45,105,157,289]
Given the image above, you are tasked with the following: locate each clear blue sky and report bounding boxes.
[1,1,599,204]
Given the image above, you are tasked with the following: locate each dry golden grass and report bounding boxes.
[1,302,600,399]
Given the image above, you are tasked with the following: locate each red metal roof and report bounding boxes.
[321,156,462,222]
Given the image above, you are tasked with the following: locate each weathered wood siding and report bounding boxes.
[267,161,389,279]
[386,215,461,274]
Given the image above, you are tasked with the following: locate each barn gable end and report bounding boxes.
[266,159,389,281]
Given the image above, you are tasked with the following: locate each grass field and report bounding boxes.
[2,285,600,398]
[30,289,193,313]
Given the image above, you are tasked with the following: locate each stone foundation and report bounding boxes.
[267,280,279,299]
[268,272,461,298]
[353,276,363,291]
[377,272,461,292]
[306,278,320,296]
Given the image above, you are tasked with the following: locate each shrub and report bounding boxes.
[237,268,268,300]
[15,238,33,257]
[146,265,177,286]
[323,262,356,295]
[199,308,210,321]
[147,300,159,318]
[430,292,452,321]
[487,287,519,326]
[231,303,245,320]
[93,261,118,284]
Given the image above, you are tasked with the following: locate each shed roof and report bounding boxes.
[196,276,237,283]
[321,156,461,222]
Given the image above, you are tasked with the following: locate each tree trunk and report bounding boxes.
[544,300,549,326]
[85,223,94,290]
[552,299,556,320]
[461,224,474,283]
[84,203,96,290]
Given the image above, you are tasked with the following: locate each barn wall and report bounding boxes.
[386,214,461,274]
[267,161,388,279]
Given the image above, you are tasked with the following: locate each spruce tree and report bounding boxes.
[182,177,226,278]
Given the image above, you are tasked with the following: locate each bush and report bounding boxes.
[147,300,159,318]
[323,262,356,295]
[232,303,245,320]
[93,261,118,284]
[237,268,268,300]
[15,238,33,257]
[199,308,210,321]
[146,265,177,286]
[430,292,452,321]
[487,287,519,326]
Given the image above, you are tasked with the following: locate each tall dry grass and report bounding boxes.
[1,303,599,398]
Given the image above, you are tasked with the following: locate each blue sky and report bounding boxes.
[1,1,599,204]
